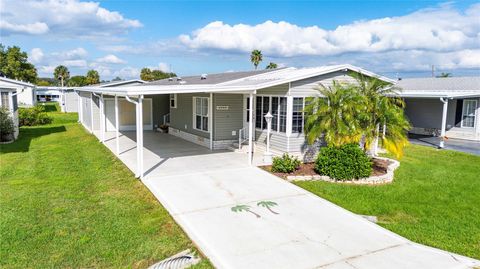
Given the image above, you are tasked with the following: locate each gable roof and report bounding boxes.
[145,69,280,86]
[396,77,480,98]
[77,64,394,96]
[93,79,146,88]
[0,76,35,89]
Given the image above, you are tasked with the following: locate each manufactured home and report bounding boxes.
[397,77,480,143]
[76,65,393,178]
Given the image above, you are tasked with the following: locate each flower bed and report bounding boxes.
[261,157,400,185]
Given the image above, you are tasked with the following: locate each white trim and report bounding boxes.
[170,93,177,108]
[209,93,213,150]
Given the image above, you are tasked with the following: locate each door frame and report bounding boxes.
[460,99,477,128]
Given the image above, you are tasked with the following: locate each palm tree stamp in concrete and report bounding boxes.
[257,201,279,214]
[231,205,261,218]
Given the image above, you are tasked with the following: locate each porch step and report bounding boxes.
[446,129,479,141]
[228,142,283,156]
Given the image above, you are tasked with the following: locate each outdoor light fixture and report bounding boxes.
[264,112,273,165]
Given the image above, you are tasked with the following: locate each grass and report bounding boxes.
[296,144,480,259]
[0,103,212,268]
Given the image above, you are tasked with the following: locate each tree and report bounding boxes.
[352,73,410,158]
[250,49,263,70]
[112,76,122,81]
[53,65,70,86]
[36,80,53,86]
[266,62,278,69]
[67,75,88,87]
[437,72,452,78]
[0,44,38,83]
[304,82,366,147]
[140,67,176,81]
[85,70,100,85]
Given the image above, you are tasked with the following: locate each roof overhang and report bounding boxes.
[396,92,480,99]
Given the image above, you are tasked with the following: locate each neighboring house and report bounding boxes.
[397,77,480,142]
[77,65,393,177]
[0,77,35,139]
[35,87,78,113]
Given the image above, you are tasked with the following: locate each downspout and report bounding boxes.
[92,92,104,142]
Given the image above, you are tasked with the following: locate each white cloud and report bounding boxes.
[0,21,49,35]
[63,59,87,68]
[0,0,142,38]
[113,66,140,79]
[52,48,88,60]
[30,48,44,64]
[179,4,480,57]
[157,62,171,72]
[96,54,126,64]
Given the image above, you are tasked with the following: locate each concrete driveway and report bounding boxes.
[409,134,480,155]
[101,131,479,269]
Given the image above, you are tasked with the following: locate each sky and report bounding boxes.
[1,0,479,80]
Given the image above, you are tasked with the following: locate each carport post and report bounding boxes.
[115,95,120,155]
[90,93,94,134]
[138,95,144,179]
[100,94,105,143]
[440,97,448,148]
[77,91,82,123]
[248,92,254,165]
[209,93,213,150]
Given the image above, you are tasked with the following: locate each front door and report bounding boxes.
[461,99,477,128]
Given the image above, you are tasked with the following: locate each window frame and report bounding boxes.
[254,95,287,133]
[170,94,177,108]
[192,96,209,132]
[292,97,305,134]
[461,99,477,128]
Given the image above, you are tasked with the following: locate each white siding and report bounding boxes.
[290,71,357,97]
[64,91,78,112]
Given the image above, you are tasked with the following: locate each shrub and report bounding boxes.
[272,153,301,173]
[315,143,372,180]
[0,108,15,142]
[19,105,52,126]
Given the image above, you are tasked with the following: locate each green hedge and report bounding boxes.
[272,153,301,173]
[315,144,372,180]
[19,105,53,126]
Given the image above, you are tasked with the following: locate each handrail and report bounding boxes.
[238,127,248,149]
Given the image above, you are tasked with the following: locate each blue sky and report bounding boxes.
[1,0,479,80]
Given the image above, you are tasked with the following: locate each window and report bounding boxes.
[292,97,305,133]
[246,97,251,122]
[193,97,209,132]
[170,94,177,108]
[1,92,9,110]
[462,99,477,128]
[254,96,287,132]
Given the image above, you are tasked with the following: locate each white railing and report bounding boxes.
[238,127,248,149]
[163,113,170,125]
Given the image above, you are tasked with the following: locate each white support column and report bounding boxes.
[77,91,82,123]
[440,97,448,148]
[209,93,214,150]
[248,92,254,165]
[138,95,144,179]
[90,93,94,134]
[115,95,120,155]
[285,95,293,152]
[100,94,105,143]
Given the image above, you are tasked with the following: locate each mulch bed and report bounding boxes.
[260,158,390,179]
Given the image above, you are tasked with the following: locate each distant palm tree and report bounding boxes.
[304,82,366,147]
[231,205,261,218]
[257,201,279,214]
[437,72,452,78]
[250,50,263,70]
[53,65,70,87]
[266,62,278,69]
[85,69,100,85]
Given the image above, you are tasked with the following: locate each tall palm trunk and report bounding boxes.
[371,123,380,156]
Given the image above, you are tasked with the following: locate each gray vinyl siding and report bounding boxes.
[257,83,289,96]
[213,94,243,140]
[255,130,288,152]
[64,91,78,112]
[404,98,457,130]
[290,71,357,97]
[151,94,169,127]
[170,93,210,139]
[92,95,100,131]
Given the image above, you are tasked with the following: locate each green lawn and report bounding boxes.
[0,105,211,268]
[296,145,480,259]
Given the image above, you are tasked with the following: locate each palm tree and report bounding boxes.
[85,69,100,85]
[304,81,366,146]
[352,73,410,158]
[53,65,70,87]
[257,201,279,214]
[250,50,263,70]
[266,62,278,69]
[437,72,452,78]
[231,205,261,218]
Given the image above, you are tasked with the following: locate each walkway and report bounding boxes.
[100,131,479,269]
[409,134,480,155]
